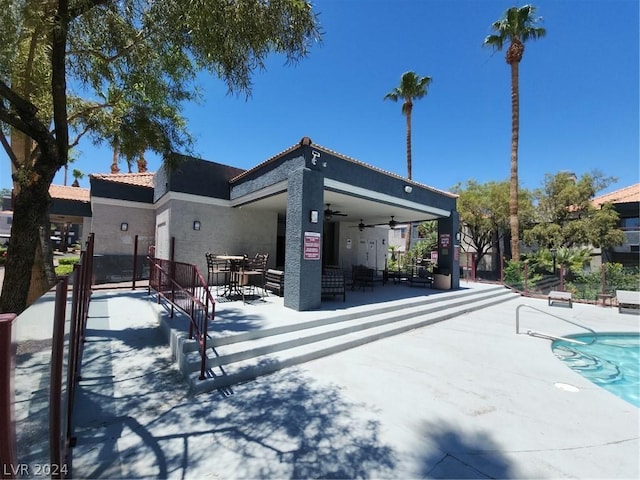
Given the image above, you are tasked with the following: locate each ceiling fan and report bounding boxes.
[351,219,376,231]
[324,204,348,221]
[388,216,398,229]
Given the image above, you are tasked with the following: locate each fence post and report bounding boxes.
[500,256,504,284]
[189,268,196,339]
[601,263,606,295]
[50,278,69,479]
[471,254,476,282]
[524,261,529,295]
[0,313,17,479]
[170,237,176,317]
[132,234,139,291]
[559,265,565,291]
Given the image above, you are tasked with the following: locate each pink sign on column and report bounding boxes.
[303,232,321,260]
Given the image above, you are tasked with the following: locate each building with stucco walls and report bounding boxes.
[48,137,462,310]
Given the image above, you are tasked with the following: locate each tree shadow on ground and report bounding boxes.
[73,360,397,479]
[418,420,516,479]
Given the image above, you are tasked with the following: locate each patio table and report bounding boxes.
[216,255,246,298]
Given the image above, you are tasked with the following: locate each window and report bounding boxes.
[621,217,640,230]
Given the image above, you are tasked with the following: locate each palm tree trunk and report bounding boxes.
[405,107,413,256]
[405,106,413,180]
[509,60,520,260]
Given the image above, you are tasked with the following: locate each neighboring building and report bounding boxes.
[0,210,11,245]
[1,195,12,244]
[1,185,91,249]
[49,185,91,250]
[592,183,640,268]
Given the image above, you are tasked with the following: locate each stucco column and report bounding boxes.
[436,211,460,289]
[284,166,324,310]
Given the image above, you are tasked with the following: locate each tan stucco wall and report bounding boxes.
[90,198,156,255]
[337,220,388,272]
[157,194,278,276]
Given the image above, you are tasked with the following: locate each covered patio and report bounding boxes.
[227,137,460,310]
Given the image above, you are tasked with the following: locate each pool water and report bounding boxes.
[552,333,640,408]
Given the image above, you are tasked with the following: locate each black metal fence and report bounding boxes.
[91,235,153,288]
[0,233,95,479]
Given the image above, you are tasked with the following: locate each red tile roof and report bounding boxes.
[592,183,640,207]
[89,172,155,188]
[49,185,90,202]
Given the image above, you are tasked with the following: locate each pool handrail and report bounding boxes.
[515,303,597,345]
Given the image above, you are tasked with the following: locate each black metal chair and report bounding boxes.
[240,253,269,301]
[205,252,230,295]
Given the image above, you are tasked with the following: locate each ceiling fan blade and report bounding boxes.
[324,204,347,217]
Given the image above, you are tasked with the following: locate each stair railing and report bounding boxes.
[148,256,214,380]
[515,303,597,345]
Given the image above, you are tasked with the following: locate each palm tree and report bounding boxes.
[71,169,84,187]
[384,71,432,180]
[484,4,545,260]
[384,71,432,257]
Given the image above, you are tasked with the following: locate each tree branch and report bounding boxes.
[69,123,93,148]
[66,101,112,123]
[67,28,148,64]
[51,0,70,169]
[0,80,38,118]
[0,81,56,157]
[68,0,110,20]
[0,98,40,140]
[0,129,21,171]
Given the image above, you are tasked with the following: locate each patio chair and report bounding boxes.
[352,265,374,291]
[205,252,230,295]
[239,253,269,302]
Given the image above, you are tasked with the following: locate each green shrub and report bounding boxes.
[58,256,80,266]
[604,263,640,292]
[503,260,524,290]
[55,264,75,276]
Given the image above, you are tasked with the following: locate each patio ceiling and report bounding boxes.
[234,188,444,227]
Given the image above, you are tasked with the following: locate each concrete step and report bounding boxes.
[189,286,510,371]
[211,285,507,347]
[169,286,518,394]
[175,286,505,354]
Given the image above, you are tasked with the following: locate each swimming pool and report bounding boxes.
[552,333,640,408]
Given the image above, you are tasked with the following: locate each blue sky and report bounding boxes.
[2,0,638,195]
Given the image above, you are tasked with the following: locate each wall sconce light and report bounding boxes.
[120,222,128,231]
[456,232,461,242]
[310,210,319,223]
[404,185,413,193]
[193,220,201,231]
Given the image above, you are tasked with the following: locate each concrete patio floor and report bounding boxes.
[13,281,640,479]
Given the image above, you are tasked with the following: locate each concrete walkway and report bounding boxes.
[13,283,640,479]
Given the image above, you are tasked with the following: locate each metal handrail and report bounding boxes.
[148,256,215,380]
[515,303,597,345]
